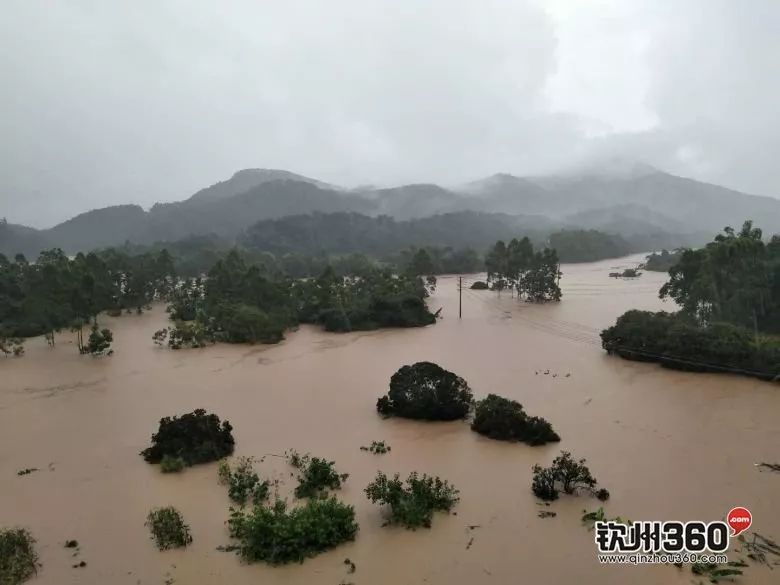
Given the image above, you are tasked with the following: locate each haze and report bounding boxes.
[1,0,778,228]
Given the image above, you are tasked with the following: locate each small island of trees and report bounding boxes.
[485,238,562,301]
[471,394,560,445]
[376,362,474,420]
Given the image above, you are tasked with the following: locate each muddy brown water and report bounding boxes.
[1,254,778,585]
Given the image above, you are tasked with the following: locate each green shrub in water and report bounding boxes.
[227,497,358,565]
[0,528,38,585]
[145,507,193,550]
[364,471,459,529]
[218,457,270,506]
[160,455,186,473]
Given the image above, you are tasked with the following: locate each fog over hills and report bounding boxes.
[2,163,779,258]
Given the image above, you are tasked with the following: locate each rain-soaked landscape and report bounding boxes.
[2,254,778,585]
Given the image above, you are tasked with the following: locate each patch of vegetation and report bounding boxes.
[532,451,606,501]
[691,562,743,582]
[218,457,270,506]
[0,528,39,585]
[159,455,186,473]
[82,324,113,355]
[141,409,235,466]
[145,507,193,550]
[287,451,348,499]
[64,540,78,548]
[600,309,780,381]
[470,281,489,290]
[360,440,391,454]
[0,337,24,358]
[581,507,629,526]
[376,362,473,421]
[485,237,562,301]
[364,471,459,529]
[470,394,560,445]
[15,469,37,477]
[641,249,682,272]
[227,497,358,565]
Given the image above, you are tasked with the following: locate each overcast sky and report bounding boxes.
[1,0,779,227]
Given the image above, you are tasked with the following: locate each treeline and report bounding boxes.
[601,221,780,380]
[484,238,562,302]
[0,248,175,340]
[163,250,436,345]
[548,230,632,263]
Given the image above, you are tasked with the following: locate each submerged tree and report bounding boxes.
[376,362,473,420]
[471,394,560,445]
[531,451,607,501]
[141,409,235,466]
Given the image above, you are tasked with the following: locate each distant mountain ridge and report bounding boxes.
[3,164,780,258]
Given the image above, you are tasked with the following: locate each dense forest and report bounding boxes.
[601,221,780,380]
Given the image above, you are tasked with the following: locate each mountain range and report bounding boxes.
[2,164,779,258]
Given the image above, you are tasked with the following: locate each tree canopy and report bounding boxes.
[376,362,473,420]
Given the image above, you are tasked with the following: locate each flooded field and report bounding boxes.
[1,254,778,585]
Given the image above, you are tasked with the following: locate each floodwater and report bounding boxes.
[1,253,778,585]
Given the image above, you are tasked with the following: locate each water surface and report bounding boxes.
[2,254,778,584]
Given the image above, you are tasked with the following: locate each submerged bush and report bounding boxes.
[82,324,113,356]
[0,528,38,585]
[219,457,270,506]
[360,440,391,454]
[227,497,358,565]
[364,471,459,529]
[159,455,186,473]
[145,507,192,550]
[469,281,489,290]
[141,409,235,466]
[287,451,348,499]
[471,394,560,445]
[531,451,605,501]
[376,362,473,420]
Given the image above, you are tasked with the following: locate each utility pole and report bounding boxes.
[458,276,462,319]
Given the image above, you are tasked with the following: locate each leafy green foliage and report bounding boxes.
[287,452,348,499]
[219,457,270,506]
[471,394,560,445]
[141,409,235,466]
[227,497,358,565]
[691,562,744,582]
[486,238,562,302]
[364,471,459,529]
[377,362,473,420]
[600,309,780,380]
[159,455,186,473]
[145,507,192,550]
[0,528,38,585]
[360,440,391,454]
[0,336,24,358]
[532,451,604,501]
[0,247,175,348]
[82,324,113,355]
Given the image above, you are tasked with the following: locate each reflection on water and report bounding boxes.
[1,254,778,584]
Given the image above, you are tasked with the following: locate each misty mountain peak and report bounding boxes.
[189,168,340,203]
